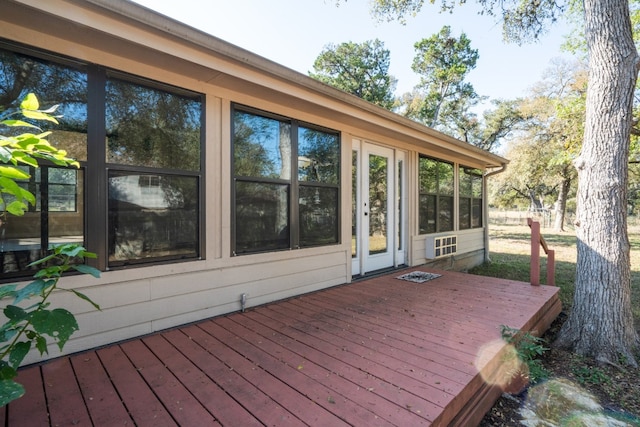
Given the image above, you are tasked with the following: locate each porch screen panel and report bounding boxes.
[232,107,339,254]
[459,167,483,230]
[419,156,454,234]
[298,126,339,247]
[106,78,202,265]
[0,48,87,278]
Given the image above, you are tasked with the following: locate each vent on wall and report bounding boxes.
[426,235,457,259]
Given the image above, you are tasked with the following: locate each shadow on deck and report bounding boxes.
[2,268,561,426]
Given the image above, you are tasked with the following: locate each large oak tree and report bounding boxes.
[353,0,640,366]
[310,39,397,110]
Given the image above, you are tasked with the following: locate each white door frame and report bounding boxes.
[352,140,407,276]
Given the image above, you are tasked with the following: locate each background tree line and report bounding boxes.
[309,17,640,232]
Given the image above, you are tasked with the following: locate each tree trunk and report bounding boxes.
[553,175,571,232]
[527,188,543,211]
[555,0,640,366]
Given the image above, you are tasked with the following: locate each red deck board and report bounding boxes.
[173,324,307,427]
[96,345,178,426]
[70,352,133,425]
[230,310,438,425]
[9,366,48,426]
[7,269,560,426]
[144,332,262,427]
[300,292,484,378]
[199,319,361,426]
[119,339,220,426]
[41,357,92,426]
[259,303,459,407]
[282,298,471,388]
[215,315,426,426]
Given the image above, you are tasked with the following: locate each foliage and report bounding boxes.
[473,223,640,422]
[401,26,480,129]
[459,99,524,152]
[490,59,585,224]
[310,39,397,109]
[0,93,79,215]
[0,245,99,406]
[393,26,522,151]
[0,94,99,406]
[364,0,564,43]
[572,363,611,386]
[501,325,550,383]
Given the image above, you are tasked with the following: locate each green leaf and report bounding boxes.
[68,288,101,311]
[0,362,16,380]
[0,176,26,199]
[22,189,36,206]
[27,253,57,268]
[0,379,25,407]
[11,152,38,168]
[0,328,18,344]
[20,93,39,111]
[15,134,39,149]
[14,279,53,304]
[72,264,101,279]
[0,284,18,300]
[9,342,31,369]
[3,305,28,322]
[35,336,47,355]
[32,142,57,153]
[21,110,58,124]
[0,146,12,163]
[0,120,38,129]
[0,166,30,180]
[53,243,85,258]
[5,200,27,216]
[30,309,78,350]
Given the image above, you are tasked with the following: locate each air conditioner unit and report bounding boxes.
[425,235,457,259]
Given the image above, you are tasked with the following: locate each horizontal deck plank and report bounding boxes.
[96,345,178,426]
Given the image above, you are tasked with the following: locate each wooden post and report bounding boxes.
[546,249,555,286]
[529,218,540,286]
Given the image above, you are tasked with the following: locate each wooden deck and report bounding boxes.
[1,268,561,426]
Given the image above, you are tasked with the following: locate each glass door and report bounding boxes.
[352,141,404,276]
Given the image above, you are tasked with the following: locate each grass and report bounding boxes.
[469,224,640,322]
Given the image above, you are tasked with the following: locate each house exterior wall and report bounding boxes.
[1,0,506,364]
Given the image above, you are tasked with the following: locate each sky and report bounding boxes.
[132,0,575,109]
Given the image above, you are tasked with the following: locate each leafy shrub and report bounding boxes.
[0,94,99,406]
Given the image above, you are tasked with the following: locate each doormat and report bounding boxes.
[396,271,442,283]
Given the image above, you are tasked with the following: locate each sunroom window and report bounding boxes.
[419,156,454,234]
[0,47,87,278]
[232,106,340,254]
[459,167,483,229]
[0,43,204,279]
[105,77,202,265]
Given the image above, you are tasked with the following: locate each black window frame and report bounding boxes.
[231,104,340,255]
[0,40,205,280]
[418,155,455,234]
[103,71,205,268]
[459,166,484,230]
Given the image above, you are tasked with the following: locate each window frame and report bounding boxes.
[0,41,206,279]
[459,166,484,230]
[418,155,455,234]
[103,72,205,268]
[231,104,340,255]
